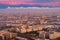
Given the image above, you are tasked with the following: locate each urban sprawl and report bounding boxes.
[0,14,60,40]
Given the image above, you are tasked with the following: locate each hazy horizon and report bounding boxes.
[0,8,60,16]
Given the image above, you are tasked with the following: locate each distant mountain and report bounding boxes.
[0,4,60,9]
[0,4,8,9]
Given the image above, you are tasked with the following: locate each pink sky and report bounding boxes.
[0,0,60,6]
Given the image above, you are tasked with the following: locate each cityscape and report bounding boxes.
[0,8,60,40]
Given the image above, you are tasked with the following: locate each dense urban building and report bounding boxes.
[0,14,60,40]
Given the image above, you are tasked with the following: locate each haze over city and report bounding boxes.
[0,8,60,16]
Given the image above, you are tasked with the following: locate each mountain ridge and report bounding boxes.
[0,4,60,9]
